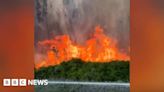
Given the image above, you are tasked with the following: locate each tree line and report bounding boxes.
[35,58,129,82]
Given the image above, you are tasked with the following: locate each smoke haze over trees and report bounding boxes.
[35,0,129,54]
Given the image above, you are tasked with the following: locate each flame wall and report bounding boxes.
[35,0,129,51]
[36,26,129,68]
[35,0,130,68]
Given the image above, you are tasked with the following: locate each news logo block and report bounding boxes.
[3,79,10,86]
[19,79,27,86]
[3,79,48,87]
[11,79,19,86]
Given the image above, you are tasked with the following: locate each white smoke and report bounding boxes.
[35,0,129,54]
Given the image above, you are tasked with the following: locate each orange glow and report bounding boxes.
[36,26,129,69]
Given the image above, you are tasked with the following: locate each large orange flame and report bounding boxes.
[36,26,129,68]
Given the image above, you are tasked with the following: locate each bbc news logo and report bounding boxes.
[3,79,48,86]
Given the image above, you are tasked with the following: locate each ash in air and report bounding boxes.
[35,0,130,67]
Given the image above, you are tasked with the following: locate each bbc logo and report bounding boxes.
[3,79,27,86]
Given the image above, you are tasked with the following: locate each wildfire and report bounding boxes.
[36,26,129,69]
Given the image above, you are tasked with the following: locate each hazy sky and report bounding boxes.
[35,0,129,53]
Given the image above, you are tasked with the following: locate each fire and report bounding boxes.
[35,26,129,69]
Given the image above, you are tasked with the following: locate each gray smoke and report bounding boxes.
[35,0,129,54]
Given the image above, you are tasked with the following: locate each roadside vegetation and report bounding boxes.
[35,59,129,82]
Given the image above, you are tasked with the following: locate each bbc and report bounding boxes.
[3,79,27,86]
